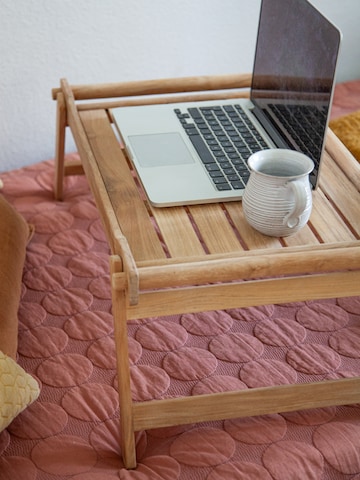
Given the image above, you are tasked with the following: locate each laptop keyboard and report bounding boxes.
[269,104,328,164]
[174,105,269,191]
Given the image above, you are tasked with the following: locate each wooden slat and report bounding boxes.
[52,73,252,100]
[78,90,250,112]
[282,223,319,246]
[326,128,360,190]
[133,377,360,430]
[319,151,360,236]
[136,240,360,268]
[127,270,360,319]
[59,79,140,305]
[151,206,205,257]
[135,240,360,269]
[54,92,67,200]
[110,258,136,469]
[80,109,166,262]
[310,188,356,242]
[224,202,282,249]
[188,203,243,253]
[64,159,84,176]
[125,244,360,291]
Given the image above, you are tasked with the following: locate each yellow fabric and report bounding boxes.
[0,350,40,431]
[329,110,360,162]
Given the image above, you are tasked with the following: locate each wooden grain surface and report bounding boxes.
[78,109,360,269]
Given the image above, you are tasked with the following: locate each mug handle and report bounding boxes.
[283,179,307,228]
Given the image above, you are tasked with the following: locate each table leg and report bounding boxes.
[110,256,137,469]
[54,92,67,200]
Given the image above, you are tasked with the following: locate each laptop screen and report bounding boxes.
[250,0,341,186]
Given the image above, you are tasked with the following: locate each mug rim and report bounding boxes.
[247,148,315,178]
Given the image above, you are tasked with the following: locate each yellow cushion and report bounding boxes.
[0,350,40,432]
[329,110,360,162]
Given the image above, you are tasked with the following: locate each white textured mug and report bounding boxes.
[242,149,314,237]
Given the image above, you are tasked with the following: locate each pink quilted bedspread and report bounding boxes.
[0,83,359,480]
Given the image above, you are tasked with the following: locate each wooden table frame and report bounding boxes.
[52,74,360,469]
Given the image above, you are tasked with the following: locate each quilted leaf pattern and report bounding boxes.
[0,350,40,432]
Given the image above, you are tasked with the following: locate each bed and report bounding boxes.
[0,79,360,480]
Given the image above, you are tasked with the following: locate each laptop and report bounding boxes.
[112,0,341,207]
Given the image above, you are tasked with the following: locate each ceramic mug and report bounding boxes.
[242,149,314,237]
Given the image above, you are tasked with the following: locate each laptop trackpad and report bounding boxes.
[129,133,195,167]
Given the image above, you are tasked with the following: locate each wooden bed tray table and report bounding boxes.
[52,74,360,469]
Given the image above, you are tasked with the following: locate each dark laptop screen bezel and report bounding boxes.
[250,0,341,188]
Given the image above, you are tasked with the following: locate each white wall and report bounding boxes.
[1,0,359,172]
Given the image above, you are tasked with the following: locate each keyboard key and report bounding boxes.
[228,174,240,182]
[210,170,226,178]
[188,108,202,119]
[216,183,232,191]
[231,181,244,189]
[205,163,221,172]
[213,150,227,158]
[220,162,232,169]
[213,176,229,185]
[223,167,236,175]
